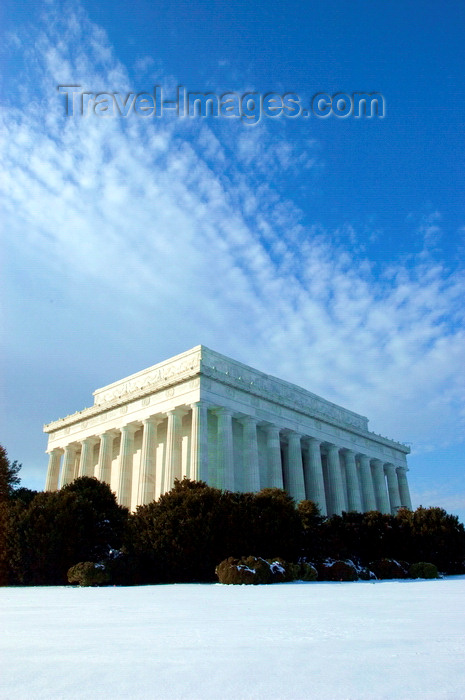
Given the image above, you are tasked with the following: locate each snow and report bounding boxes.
[2,578,465,699]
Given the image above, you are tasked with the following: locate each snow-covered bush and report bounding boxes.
[409,562,439,579]
[296,562,318,581]
[317,559,358,581]
[215,556,297,584]
[67,561,110,586]
[355,564,376,580]
[369,558,409,579]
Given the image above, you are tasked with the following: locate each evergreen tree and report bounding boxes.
[0,445,21,501]
[297,499,326,562]
[245,488,302,561]
[128,479,239,583]
[6,477,128,585]
[396,506,465,574]
[0,445,23,585]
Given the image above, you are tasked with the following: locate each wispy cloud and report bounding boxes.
[2,2,464,483]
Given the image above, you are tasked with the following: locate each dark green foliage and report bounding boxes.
[369,558,409,579]
[5,477,128,585]
[244,488,303,562]
[409,562,439,579]
[320,511,403,565]
[128,479,240,583]
[298,500,326,561]
[10,487,38,506]
[296,562,318,581]
[0,446,23,585]
[0,445,21,501]
[396,507,465,574]
[317,559,358,581]
[67,561,110,586]
[128,481,303,584]
[2,462,465,585]
[215,556,297,584]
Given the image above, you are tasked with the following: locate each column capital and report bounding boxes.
[142,415,162,427]
[371,457,384,468]
[120,423,139,436]
[190,400,209,409]
[166,407,188,418]
[98,429,117,439]
[64,441,79,451]
[81,436,99,446]
[239,415,257,426]
[47,447,64,456]
[287,430,302,442]
[342,447,356,456]
[213,406,233,416]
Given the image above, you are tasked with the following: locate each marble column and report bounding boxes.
[190,402,209,483]
[164,410,183,493]
[326,444,345,515]
[45,448,63,491]
[216,408,234,491]
[138,417,159,506]
[396,466,413,510]
[303,438,327,515]
[371,458,390,514]
[117,424,137,509]
[359,454,377,511]
[96,431,114,485]
[343,449,362,512]
[265,425,283,489]
[284,432,306,502]
[241,416,260,492]
[384,463,402,514]
[61,444,77,487]
[78,437,98,478]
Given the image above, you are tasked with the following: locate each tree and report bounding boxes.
[128,479,240,583]
[245,488,302,561]
[6,477,128,585]
[396,506,465,574]
[0,445,21,501]
[0,446,23,585]
[298,499,326,562]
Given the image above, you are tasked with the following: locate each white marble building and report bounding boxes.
[44,345,412,515]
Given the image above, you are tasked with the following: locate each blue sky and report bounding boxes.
[1,0,464,519]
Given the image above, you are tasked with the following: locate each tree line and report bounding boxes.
[1,445,464,585]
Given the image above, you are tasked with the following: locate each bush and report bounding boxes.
[356,565,376,580]
[296,562,318,581]
[409,562,439,579]
[215,556,297,584]
[67,561,110,586]
[369,558,409,579]
[317,560,358,581]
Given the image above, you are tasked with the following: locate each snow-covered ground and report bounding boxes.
[2,578,465,700]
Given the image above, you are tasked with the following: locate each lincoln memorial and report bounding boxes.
[44,345,412,515]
